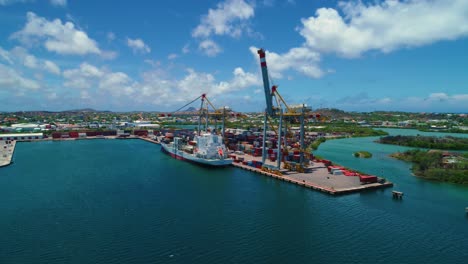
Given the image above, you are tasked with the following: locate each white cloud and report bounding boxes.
[424,92,468,104]
[262,0,274,7]
[168,53,178,60]
[332,92,468,112]
[128,66,260,108]
[23,54,38,69]
[1,46,61,75]
[428,92,450,102]
[182,44,190,54]
[77,63,103,78]
[299,0,468,58]
[99,72,135,97]
[0,64,40,90]
[11,12,101,56]
[0,47,13,64]
[107,32,116,41]
[404,93,468,111]
[249,46,323,79]
[0,0,28,5]
[144,59,161,67]
[80,90,90,100]
[44,60,60,75]
[126,38,151,54]
[192,0,255,38]
[101,50,118,60]
[225,67,261,90]
[199,39,222,57]
[63,62,103,89]
[47,92,58,100]
[63,62,136,98]
[452,94,468,101]
[378,97,392,104]
[50,0,66,7]
[254,0,468,79]
[177,69,217,95]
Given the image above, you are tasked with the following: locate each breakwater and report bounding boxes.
[0,140,15,167]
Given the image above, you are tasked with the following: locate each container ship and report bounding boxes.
[161,132,233,167]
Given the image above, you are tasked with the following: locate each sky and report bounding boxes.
[0,0,467,113]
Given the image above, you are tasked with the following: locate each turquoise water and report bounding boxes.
[1,136,467,263]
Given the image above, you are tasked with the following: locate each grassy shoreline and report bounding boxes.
[390,150,468,185]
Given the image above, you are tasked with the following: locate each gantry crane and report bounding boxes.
[257,48,312,171]
[163,93,240,141]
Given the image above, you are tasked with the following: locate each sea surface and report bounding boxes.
[1,130,467,263]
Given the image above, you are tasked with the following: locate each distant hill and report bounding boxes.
[61,108,111,113]
[185,107,198,112]
[315,108,350,119]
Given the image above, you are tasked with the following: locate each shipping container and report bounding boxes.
[86,131,97,137]
[102,130,117,136]
[359,175,378,183]
[134,130,148,137]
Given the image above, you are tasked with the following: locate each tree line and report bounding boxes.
[391,150,468,184]
[379,135,468,150]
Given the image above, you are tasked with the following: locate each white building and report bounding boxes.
[10,123,40,132]
[0,133,44,141]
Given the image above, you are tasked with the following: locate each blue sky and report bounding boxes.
[0,0,467,113]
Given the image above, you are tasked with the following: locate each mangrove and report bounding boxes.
[379,135,468,150]
[390,150,468,184]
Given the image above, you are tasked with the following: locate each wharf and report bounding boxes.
[0,140,16,167]
[231,154,393,195]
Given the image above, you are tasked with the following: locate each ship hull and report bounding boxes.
[161,143,233,167]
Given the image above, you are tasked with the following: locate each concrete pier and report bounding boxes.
[231,154,393,195]
[0,140,16,167]
[139,137,161,145]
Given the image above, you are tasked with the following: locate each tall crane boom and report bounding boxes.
[257,49,274,116]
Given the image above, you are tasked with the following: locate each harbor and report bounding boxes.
[139,135,392,195]
[0,133,393,195]
[1,1,468,263]
[1,138,467,264]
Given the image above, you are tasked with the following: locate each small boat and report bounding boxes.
[161,133,233,167]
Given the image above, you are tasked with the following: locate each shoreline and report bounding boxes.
[389,150,468,185]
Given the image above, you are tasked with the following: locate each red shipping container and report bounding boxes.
[359,175,377,183]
